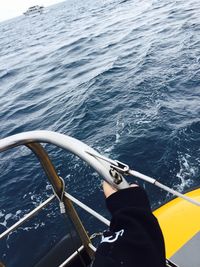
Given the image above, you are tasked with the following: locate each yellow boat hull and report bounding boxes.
[154,187,200,258]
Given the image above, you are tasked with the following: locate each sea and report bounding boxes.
[0,0,200,265]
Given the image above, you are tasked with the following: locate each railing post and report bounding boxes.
[26,143,94,259]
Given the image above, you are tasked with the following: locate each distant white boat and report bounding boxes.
[23,5,44,16]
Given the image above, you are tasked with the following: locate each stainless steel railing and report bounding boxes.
[0,131,180,267]
[0,131,122,264]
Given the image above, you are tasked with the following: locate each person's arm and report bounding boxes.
[92,182,166,267]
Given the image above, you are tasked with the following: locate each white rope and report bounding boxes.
[129,170,200,207]
[58,245,84,267]
[58,244,96,267]
[85,151,200,207]
[0,195,55,240]
[64,192,110,226]
[88,243,97,252]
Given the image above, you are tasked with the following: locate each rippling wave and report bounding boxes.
[0,0,200,265]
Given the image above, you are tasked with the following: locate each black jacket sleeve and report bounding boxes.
[92,186,166,267]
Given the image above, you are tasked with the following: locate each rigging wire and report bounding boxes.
[86,151,200,207]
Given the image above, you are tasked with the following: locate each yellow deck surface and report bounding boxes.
[153,188,200,258]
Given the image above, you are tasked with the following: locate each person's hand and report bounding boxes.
[102,181,138,198]
[103,181,117,198]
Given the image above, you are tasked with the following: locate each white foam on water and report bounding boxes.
[0,210,5,218]
[104,145,114,153]
[0,213,12,228]
[116,118,125,144]
[175,152,197,192]
[1,191,49,249]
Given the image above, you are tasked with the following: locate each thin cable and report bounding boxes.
[129,170,200,207]
[86,151,200,207]
[64,192,110,226]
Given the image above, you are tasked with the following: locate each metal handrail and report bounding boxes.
[0,131,129,189]
[0,195,55,240]
[0,192,110,240]
[0,131,181,267]
[0,131,121,261]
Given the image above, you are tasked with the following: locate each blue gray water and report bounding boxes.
[0,0,200,265]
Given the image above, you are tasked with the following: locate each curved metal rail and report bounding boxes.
[0,131,128,264]
[0,130,129,189]
[0,131,182,267]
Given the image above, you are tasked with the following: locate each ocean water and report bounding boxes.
[0,0,200,265]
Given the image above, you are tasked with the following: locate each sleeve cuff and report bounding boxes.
[106,186,151,215]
